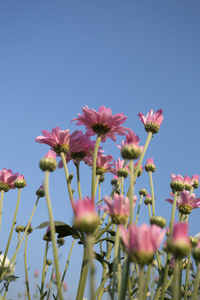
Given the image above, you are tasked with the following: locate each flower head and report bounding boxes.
[73,197,99,233]
[170,173,185,192]
[191,174,200,189]
[138,109,163,134]
[14,174,27,189]
[0,168,19,192]
[165,190,200,214]
[84,153,115,176]
[35,127,70,155]
[98,193,133,224]
[120,223,166,265]
[145,158,156,173]
[39,150,57,172]
[121,130,143,160]
[113,158,129,178]
[71,105,128,142]
[166,222,191,257]
[36,185,45,198]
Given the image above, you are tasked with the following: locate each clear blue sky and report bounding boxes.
[1,1,200,299]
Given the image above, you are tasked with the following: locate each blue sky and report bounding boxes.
[1,1,200,299]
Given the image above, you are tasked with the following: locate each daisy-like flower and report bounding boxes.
[73,197,99,233]
[165,190,200,214]
[119,223,166,265]
[170,173,185,192]
[183,175,194,191]
[121,130,143,160]
[145,158,156,173]
[14,174,27,189]
[113,158,129,178]
[71,105,128,142]
[0,168,19,192]
[84,153,115,176]
[35,127,70,155]
[191,174,200,189]
[138,109,163,134]
[98,193,134,224]
[39,150,57,172]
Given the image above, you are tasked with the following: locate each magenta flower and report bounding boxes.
[71,105,128,142]
[167,222,191,257]
[0,168,19,192]
[35,127,70,155]
[84,153,115,176]
[166,190,200,214]
[121,130,143,160]
[73,197,99,233]
[138,109,163,133]
[98,193,134,224]
[120,223,166,264]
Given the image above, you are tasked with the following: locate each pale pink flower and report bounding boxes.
[146,158,154,166]
[98,193,134,224]
[84,153,115,175]
[0,168,19,191]
[138,109,163,127]
[121,130,143,160]
[191,174,200,189]
[171,173,184,183]
[73,197,99,233]
[35,127,70,154]
[166,190,200,214]
[71,105,128,142]
[44,150,57,159]
[120,223,166,264]
[112,158,129,176]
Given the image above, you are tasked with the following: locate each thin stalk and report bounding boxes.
[129,159,134,224]
[148,172,155,216]
[192,262,200,300]
[91,134,102,202]
[46,262,55,300]
[173,258,180,300]
[60,152,75,212]
[135,195,143,225]
[0,190,5,236]
[119,254,130,300]
[148,204,152,220]
[76,162,82,200]
[121,176,124,195]
[44,171,63,300]
[95,221,113,242]
[139,265,145,300]
[95,272,111,299]
[0,188,21,277]
[24,233,31,300]
[2,196,40,278]
[40,241,49,297]
[184,251,191,300]
[117,242,121,297]
[87,235,95,300]
[76,242,90,300]
[143,264,152,300]
[112,226,120,299]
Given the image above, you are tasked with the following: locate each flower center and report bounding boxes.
[91,124,110,135]
[53,143,69,155]
[71,151,86,161]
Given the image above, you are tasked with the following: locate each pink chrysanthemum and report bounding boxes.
[121,130,143,160]
[35,127,70,155]
[0,168,19,192]
[138,109,163,134]
[71,105,128,142]
[112,158,129,177]
[84,153,115,176]
[166,190,200,214]
[120,223,166,264]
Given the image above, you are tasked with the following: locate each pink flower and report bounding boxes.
[120,223,166,264]
[191,174,200,189]
[58,130,103,167]
[166,191,200,214]
[44,150,57,159]
[167,222,191,257]
[14,174,27,189]
[63,281,67,292]
[71,105,128,142]
[138,109,164,126]
[35,127,70,155]
[34,270,39,277]
[98,193,133,224]
[112,158,129,177]
[73,197,99,233]
[0,168,19,192]
[121,130,143,160]
[84,153,115,176]
[145,158,156,173]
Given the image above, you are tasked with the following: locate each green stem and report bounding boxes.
[169,191,178,235]
[129,159,134,224]
[184,251,191,300]
[135,195,143,225]
[46,262,55,300]
[192,262,200,300]
[121,176,124,195]
[143,264,152,300]
[0,188,21,277]
[95,221,113,242]
[0,190,5,236]
[91,134,102,202]
[119,254,130,300]
[173,258,180,300]
[60,152,75,212]
[87,235,95,300]
[149,171,155,216]
[40,241,49,297]
[76,242,90,300]
[44,171,63,300]
[24,233,31,300]
[139,265,145,300]
[95,272,111,299]
[148,204,152,220]
[76,162,82,200]
[112,226,120,299]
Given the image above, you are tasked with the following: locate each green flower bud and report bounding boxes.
[145,164,156,173]
[46,259,52,266]
[39,157,57,172]
[192,180,199,189]
[189,236,199,248]
[170,181,185,192]
[99,175,105,183]
[53,144,69,155]
[145,122,160,134]
[57,238,65,246]
[14,179,26,189]
[117,168,129,178]
[139,189,148,196]
[15,225,25,233]
[43,234,51,242]
[96,167,106,176]
[150,216,166,228]
[121,145,141,160]
[0,183,10,192]
[111,178,118,185]
[178,205,192,215]
[192,246,200,262]
[36,186,45,198]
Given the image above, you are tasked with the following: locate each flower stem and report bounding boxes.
[149,171,155,216]
[119,254,130,300]
[24,233,31,300]
[0,188,21,277]
[135,195,143,225]
[112,226,120,299]
[76,162,82,200]
[139,265,145,300]
[184,250,191,300]
[40,241,49,297]
[91,134,101,202]
[173,258,180,300]
[44,171,63,300]
[129,159,134,224]
[60,152,75,212]
[192,262,200,300]
[143,264,152,300]
[0,190,5,236]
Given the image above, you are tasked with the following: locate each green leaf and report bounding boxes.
[41,291,47,300]
[36,221,82,239]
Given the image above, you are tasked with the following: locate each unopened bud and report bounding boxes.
[150,216,166,228]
